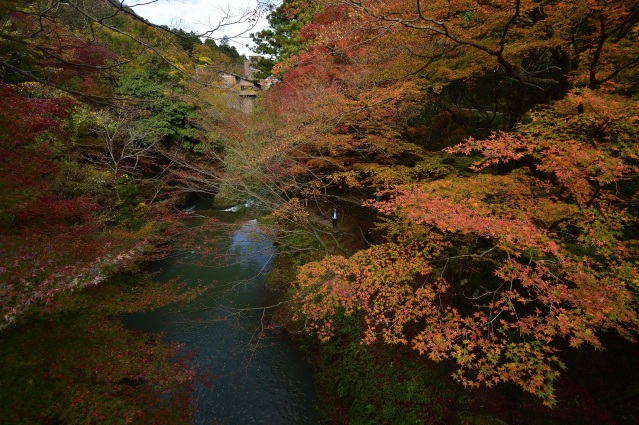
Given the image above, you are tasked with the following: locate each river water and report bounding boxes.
[126,201,321,424]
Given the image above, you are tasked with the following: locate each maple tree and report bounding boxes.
[264,0,639,144]
[237,0,639,407]
[0,1,280,423]
[0,82,157,327]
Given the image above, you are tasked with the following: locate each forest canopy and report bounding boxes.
[0,1,265,422]
[241,0,639,409]
[2,0,639,422]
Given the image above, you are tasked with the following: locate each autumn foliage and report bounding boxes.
[249,0,639,406]
[1,0,638,419]
[0,2,212,418]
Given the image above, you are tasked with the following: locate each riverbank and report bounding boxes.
[262,198,639,425]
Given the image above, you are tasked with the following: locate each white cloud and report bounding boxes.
[122,0,271,56]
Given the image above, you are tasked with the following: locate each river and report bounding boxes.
[126,199,322,424]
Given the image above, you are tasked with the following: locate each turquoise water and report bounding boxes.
[126,203,321,424]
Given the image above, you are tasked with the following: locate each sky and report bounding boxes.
[123,0,272,57]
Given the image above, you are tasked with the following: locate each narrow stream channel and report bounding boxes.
[126,200,321,424]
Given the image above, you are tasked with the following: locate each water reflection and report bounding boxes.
[127,214,321,424]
